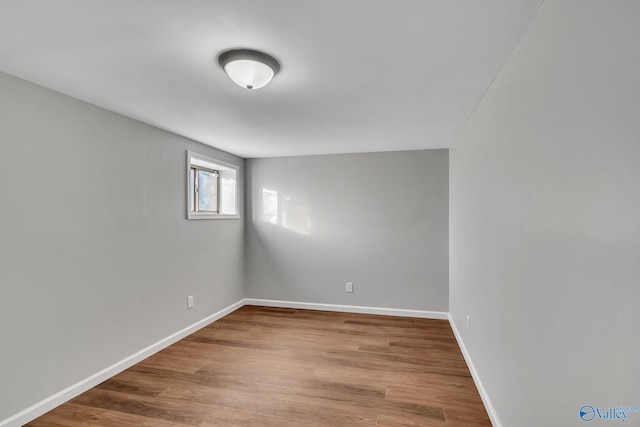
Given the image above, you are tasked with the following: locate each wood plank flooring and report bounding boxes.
[27,306,491,426]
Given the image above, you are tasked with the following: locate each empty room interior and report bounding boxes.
[1,1,638,426]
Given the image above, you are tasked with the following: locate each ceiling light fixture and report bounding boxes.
[218,48,280,90]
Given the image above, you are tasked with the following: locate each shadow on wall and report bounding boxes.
[262,187,311,236]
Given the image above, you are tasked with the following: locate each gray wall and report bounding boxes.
[0,71,244,421]
[449,1,640,426]
[246,151,449,312]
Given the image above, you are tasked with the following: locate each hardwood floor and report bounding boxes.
[27,306,491,426]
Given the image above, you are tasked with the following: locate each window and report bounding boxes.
[187,151,239,219]
[190,166,219,213]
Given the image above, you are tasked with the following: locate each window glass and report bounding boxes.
[197,169,218,212]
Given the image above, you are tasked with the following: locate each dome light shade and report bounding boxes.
[218,49,280,90]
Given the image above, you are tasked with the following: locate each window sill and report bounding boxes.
[187,213,240,220]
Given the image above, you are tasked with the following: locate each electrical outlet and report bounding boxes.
[187,295,194,309]
[346,282,353,293]
[466,315,471,333]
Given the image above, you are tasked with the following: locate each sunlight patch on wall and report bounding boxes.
[261,188,311,235]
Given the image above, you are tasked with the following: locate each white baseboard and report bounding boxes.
[243,298,449,319]
[0,299,245,427]
[448,314,501,427]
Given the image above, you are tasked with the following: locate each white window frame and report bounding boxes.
[190,165,219,214]
[187,151,240,220]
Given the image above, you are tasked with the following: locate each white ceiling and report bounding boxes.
[0,0,542,158]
